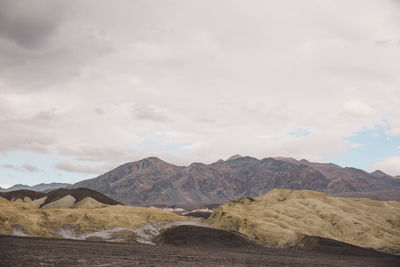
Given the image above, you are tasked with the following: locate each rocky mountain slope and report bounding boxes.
[207,188,400,255]
[71,156,400,205]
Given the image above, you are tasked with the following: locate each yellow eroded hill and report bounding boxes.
[207,189,400,254]
[0,197,186,238]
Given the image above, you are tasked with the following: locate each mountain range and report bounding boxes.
[0,183,70,193]
[70,156,400,205]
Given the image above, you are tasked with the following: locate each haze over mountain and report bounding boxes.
[70,156,400,205]
[0,183,70,193]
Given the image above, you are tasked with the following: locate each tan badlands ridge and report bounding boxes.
[207,188,400,255]
[0,197,186,239]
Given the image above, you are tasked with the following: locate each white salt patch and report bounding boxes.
[54,219,212,244]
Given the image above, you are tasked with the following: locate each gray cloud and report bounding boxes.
[2,163,40,172]
[2,164,18,170]
[21,163,40,172]
[0,0,68,48]
[94,107,105,115]
[133,104,169,122]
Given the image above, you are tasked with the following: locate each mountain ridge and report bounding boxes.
[70,156,400,205]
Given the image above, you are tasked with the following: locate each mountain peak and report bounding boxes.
[139,156,170,164]
[371,170,389,177]
[227,154,243,161]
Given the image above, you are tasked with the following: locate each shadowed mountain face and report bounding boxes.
[70,156,400,205]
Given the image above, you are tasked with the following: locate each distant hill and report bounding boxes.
[207,188,400,255]
[0,188,120,209]
[332,190,400,202]
[70,156,400,205]
[0,183,70,193]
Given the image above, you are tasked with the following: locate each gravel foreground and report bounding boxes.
[1,235,399,266]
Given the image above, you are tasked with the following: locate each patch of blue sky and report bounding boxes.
[288,128,310,137]
[328,125,400,172]
[0,151,94,186]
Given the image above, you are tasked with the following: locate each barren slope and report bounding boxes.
[207,189,400,255]
[0,197,186,239]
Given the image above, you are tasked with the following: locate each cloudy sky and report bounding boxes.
[1,0,400,187]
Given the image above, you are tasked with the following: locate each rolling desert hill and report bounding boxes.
[70,156,400,205]
[0,196,186,240]
[0,188,120,209]
[207,188,400,255]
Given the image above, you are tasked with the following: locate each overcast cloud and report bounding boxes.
[1,0,400,182]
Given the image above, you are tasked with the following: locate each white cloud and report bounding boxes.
[54,161,108,174]
[371,156,400,176]
[343,101,376,117]
[0,0,399,177]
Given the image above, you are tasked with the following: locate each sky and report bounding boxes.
[1,0,400,187]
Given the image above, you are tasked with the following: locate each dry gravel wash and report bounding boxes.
[1,235,399,266]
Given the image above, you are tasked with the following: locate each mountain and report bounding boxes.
[276,158,398,192]
[207,188,400,255]
[71,156,400,205]
[0,183,70,192]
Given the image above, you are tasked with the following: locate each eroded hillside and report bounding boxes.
[207,188,400,254]
[0,197,186,240]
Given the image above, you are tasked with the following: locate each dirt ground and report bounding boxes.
[1,235,399,266]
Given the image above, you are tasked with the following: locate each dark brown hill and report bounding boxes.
[154,225,262,249]
[71,156,400,205]
[156,226,395,258]
[0,190,46,201]
[0,188,120,208]
[40,188,120,207]
[290,235,394,257]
